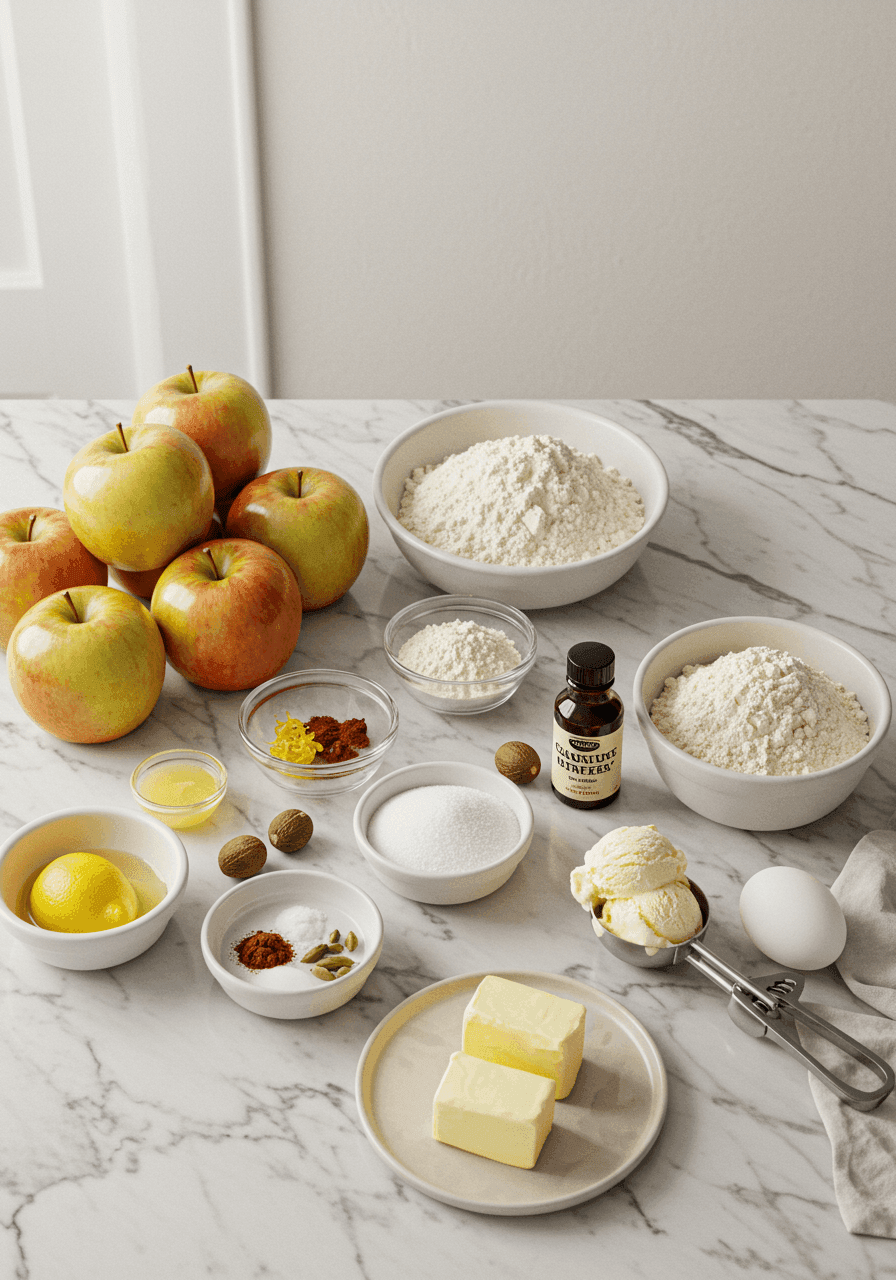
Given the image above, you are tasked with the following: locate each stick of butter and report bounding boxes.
[432,1051,555,1169]
[462,975,586,1099]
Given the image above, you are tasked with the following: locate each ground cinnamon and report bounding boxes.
[305,716,370,763]
[235,930,295,970]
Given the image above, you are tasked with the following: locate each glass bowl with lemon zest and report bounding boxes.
[238,670,399,797]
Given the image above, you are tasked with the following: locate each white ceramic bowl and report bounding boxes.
[373,400,669,610]
[353,761,534,904]
[238,669,399,797]
[200,869,384,1019]
[0,807,189,969]
[634,617,892,831]
[383,595,537,714]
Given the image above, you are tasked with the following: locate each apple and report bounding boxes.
[150,538,302,691]
[110,510,224,599]
[225,468,368,611]
[7,585,166,743]
[0,507,107,649]
[132,366,272,505]
[63,422,214,572]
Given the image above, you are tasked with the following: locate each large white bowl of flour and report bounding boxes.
[634,617,891,830]
[373,401,668,609]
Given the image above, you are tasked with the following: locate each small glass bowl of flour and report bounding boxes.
[383,595,537,714]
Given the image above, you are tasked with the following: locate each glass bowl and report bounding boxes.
[383,595,537,715]
[130,749,227,830]
[238,669,400,797]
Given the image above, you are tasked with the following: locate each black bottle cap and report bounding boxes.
[567,641,615,689]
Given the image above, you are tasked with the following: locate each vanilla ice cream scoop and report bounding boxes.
[571,824,703,951]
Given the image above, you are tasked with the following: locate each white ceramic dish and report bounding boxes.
[0,807,188,970]
[373,400,669,610]
[383,595,537,714]
[353,761,534,904]
[200,868,384,1019]
[634,616,892,830]
[355,969,667,1216]
[238,669,399,797]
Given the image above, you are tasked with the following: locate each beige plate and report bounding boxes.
[354,969,667,1216]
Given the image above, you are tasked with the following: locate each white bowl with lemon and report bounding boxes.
[0,807,188,969]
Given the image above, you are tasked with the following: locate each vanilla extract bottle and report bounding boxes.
[551,642,623,809]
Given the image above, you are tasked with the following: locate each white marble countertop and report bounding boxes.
[1,399,894,1279]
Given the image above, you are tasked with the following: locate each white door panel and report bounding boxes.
[0,0,267,399]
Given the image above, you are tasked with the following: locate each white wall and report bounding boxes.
[254,0,896,399]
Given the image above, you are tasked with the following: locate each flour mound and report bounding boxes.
[397,619,521,682]
[397,434,645,567]
[650,646,870,776]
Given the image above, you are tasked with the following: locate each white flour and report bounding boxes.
[397,619,521,697]
[397,434,645,566]
[650,646,869,776]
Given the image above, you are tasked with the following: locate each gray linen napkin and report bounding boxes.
[799,1004,896,1237]
[793,827,896,1236]
[831,828,896,1019]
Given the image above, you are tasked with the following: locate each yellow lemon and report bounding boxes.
[30,852,140,933]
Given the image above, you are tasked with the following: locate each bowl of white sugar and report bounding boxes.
[634,617,891,830]
[373,401,668,610]
[383,595,537,714]
[353,761,535,904]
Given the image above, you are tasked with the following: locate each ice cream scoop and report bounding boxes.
[571,825,703,952]
[588,880,893,1111]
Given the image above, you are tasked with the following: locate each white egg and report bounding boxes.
[738,866,847,971]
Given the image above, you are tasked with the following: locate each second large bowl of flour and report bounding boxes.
[373,401,668,609]
[635,617,892,830]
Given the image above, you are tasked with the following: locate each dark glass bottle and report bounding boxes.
[551,642,624,809]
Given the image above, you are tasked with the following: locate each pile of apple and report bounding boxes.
[1,369,368,744]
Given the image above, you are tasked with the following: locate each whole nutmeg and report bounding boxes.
[268,809,313,853]
[218,835,266,879]
[494,741,541,785]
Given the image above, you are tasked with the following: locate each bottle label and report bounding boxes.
[551,724,623,803]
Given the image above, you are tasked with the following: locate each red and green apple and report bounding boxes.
[133,367,272,506]
[150,538,302,691]
[0,507,107,649]
[63,422,214,572]
[225,467,368,611]
[6,585,166,743]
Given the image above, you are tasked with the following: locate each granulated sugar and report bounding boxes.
[650,645,869,776]
[367,785,520,872]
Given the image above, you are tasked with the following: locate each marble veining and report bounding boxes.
[0,400,894,1279]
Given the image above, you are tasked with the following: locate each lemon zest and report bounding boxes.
[267,716,323,765]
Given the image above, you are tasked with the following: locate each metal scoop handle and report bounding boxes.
[685,941,894,1112]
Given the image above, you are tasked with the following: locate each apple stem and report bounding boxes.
[116,423,128,452]
[204,548,220,580]
[27,512,37,541]
[187,364,198,393]
[63,590,79,623]
[296,470,303,499]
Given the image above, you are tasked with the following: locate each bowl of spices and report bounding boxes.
[634,616,892,830]
[373,400,668,609]
[200,868,384,1019]
[238,669,400,797]
[383,595,537,714]
[353,761,535,904]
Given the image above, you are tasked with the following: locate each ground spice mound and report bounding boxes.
[235,930,295,970]
[305,716,370,763]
